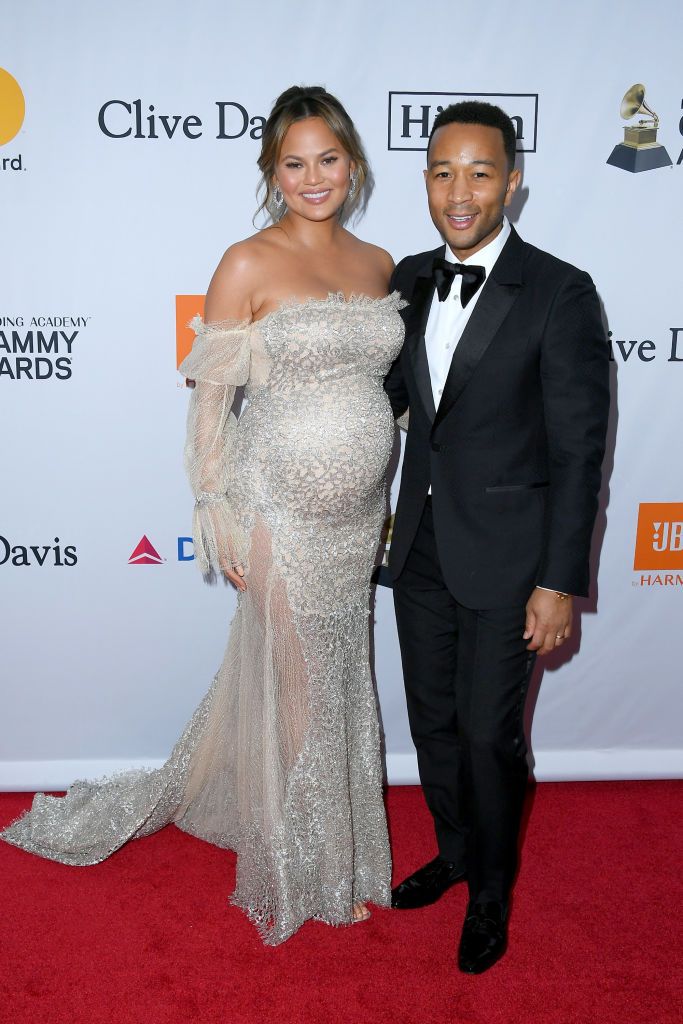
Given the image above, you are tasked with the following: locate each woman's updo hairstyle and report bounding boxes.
[256,85,371,223]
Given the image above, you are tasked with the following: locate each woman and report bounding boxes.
[2,86,405,945]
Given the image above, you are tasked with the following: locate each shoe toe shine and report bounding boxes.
[391,856,466,909]
[458,902,508,974]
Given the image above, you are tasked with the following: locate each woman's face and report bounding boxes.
[274,116,354,221]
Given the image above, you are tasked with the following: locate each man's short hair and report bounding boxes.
[428,101,517,170]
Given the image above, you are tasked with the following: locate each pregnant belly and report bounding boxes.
[240,382,395,517]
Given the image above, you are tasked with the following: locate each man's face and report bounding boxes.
[424,122,520,260]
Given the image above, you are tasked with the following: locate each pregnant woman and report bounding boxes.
[2,85,405,945]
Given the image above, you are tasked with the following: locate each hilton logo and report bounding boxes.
[388,92,538,152]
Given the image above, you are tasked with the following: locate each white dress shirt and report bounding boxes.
[425,218,511,409]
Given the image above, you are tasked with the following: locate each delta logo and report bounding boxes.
[0,67,26,171]
[128,535,165,565]
[175,295,205,378]
[128,535,195,565]
[633,503,683,587]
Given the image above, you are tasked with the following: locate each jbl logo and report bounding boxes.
[652,521,683,552]
[633,503,683,570]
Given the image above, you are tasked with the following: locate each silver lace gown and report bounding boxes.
[2,293,405,945]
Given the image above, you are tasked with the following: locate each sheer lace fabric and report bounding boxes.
[2,292,406,945]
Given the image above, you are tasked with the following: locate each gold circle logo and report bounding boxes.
[0,68,25,146]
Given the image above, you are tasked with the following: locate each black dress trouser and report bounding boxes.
[392,498,536,906]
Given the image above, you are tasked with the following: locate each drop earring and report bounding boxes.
[271,183,285,217]
[347,170,358,202]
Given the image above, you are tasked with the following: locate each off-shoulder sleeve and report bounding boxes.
[179,316,251,575]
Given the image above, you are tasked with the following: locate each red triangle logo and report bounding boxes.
[128,535,164,565]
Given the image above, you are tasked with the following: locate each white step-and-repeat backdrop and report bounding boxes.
[1,0,681,789]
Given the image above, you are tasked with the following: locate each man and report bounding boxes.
[385,101,609,973]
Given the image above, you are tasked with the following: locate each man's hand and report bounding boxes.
[523,588,573,655]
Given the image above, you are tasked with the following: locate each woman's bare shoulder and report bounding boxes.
[212,231,278,276]
[347,234,395,276]
[205,232,281,321]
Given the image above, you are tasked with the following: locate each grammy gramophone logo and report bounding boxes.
[607,84,673,173]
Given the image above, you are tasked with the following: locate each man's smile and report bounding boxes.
[445,212,479,231]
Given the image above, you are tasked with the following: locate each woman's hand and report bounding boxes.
[224,564,247,592]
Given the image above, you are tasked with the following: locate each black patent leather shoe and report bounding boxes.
[391,856,466,909]
[457,901,508,974]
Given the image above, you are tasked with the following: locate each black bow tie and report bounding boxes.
[432,257,486,307]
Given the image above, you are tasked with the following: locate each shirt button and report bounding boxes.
[445,344,451,350]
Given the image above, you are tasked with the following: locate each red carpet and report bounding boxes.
[1,782,681,1024]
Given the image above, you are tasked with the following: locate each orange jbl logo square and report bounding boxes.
[633,503,683,570]
[175,295,205,369]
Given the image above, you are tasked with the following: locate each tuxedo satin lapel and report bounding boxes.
[432,230,526,432]
[433,279,520,431]
[404,270,438,422]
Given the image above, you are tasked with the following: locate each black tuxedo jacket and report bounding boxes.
[384,226,610,609]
